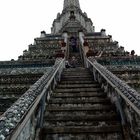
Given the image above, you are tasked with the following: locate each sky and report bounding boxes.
[0,0,140,61]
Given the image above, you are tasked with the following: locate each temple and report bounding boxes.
[0,0,140,140]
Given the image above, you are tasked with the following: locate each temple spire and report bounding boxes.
[63,0,80,9]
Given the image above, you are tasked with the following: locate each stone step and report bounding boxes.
[0,83,31,87]
[0,104,14,112]
[49,97,110,104]
[0,97,18,112]
[46,105,115,112]
[55,88,101,93]
[47,103,114,109]
[60,80,95,84]
[63,69,90,73]
[42,124,122,134]
[53,92,106,98]
[62,71,91,75]
[0,86,30,92]
[61,76,93,80]
[43,133,123,140]
[42,67,124,140]
[0,97,17,103]
[62,72,90,75]
[0,87,28,93]
[45,110,116,117]
[63,68,88,72]
[45,113,118,122]
[0,92,24,97]
[0,75,41,84]
[48,103,112,108]
[61,75,92,79]
[45,121,120,128]
[0,80,36,84]
[57,84,99,88]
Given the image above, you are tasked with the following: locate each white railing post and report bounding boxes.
[79,31,88,67]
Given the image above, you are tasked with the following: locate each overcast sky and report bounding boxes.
[0,0,140,61]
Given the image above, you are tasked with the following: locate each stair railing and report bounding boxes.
[78,41,87,67]
[86,57,140,140]
[65,40,69,60]
[78,42,85,67]
[78,32,87,67]
[0,58,65,140]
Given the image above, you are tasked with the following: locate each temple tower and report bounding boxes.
[63,0,80,9]
[0,0,140,139]
[51,0,94,35]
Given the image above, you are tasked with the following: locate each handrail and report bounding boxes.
[0,58,65,140]
[65,40,69,60]
[78,40,86,67]
[87,58,140,116]
[78,42,85,67]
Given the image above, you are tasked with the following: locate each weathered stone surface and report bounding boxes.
[0,0,140,139]
[42,68,123,139]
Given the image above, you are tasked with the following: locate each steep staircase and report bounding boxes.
[40,67,124,140]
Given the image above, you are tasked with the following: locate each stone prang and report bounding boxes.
[0,0,140,140]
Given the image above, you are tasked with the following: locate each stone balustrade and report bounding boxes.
[0,58,65,140]
[87,57,140,139]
